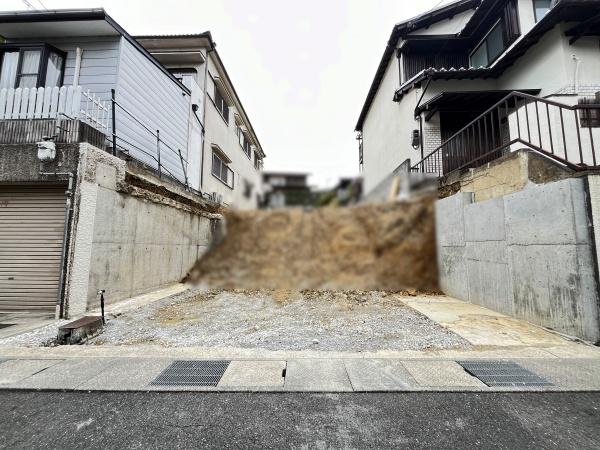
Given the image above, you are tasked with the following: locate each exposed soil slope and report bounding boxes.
[188,198,438,291]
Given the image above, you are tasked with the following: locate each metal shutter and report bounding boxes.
[0,185,67,316]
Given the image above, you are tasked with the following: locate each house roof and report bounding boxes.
[0,8,191,95]
[393,0,600,103]
[135,34,266,159]
[354,0,481,132]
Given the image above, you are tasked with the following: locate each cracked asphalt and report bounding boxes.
[1,391,599,449]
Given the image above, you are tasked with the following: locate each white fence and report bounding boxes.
[0,86,109,133]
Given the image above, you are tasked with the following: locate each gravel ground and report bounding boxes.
[87,289,470,351]
[0,319,69,347]
[0,289,471,351]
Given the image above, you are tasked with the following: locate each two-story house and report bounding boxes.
[0,9,264,318]
[357,0,600,195]
[136,34,266,210]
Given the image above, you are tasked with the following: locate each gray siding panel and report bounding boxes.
[115,38,190,182]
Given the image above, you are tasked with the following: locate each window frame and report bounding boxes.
[0,43,66,89]
[210,75,230,125]
[533,0,552,23]
[469,19,505,68]
[211,150,234,189]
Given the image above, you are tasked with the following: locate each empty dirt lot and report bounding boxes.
[84,288,470,352]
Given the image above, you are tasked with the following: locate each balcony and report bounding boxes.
[0,85,109,148]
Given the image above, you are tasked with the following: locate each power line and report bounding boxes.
[36,0,48,10]
[21,0,37,10]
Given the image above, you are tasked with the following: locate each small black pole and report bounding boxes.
[98,289,106,325]
[111,89,117,156]
[157,130,162,178]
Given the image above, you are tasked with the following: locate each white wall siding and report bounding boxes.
[115,38,190,183]
[47,37,121,103]
[362,58,418,195]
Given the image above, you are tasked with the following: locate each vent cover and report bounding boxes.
[151,360,231,387]
[458,360,553,387]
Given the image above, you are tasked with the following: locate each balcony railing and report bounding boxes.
[411,91,600,177]
[0,85,109,132]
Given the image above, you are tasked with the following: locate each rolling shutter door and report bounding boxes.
[0,185,67,315]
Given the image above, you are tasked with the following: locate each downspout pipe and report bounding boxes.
[200,42,216,190]
[73,48,82,86]
[414,77,432,158]
[572,54,582,95]
[40,171,75,319]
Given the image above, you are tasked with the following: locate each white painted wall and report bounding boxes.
[361,57,420,194]
[201,54,264,209]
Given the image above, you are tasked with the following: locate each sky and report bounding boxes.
[1,0,451,188]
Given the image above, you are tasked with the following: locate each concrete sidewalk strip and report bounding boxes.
[402,360,487,388]
[344,359,417,391]
[218,360,286,388]
[78,358,174,391]
[11,358,119,390]
[517,359,600,390]
[284,359,352,392]
[0,359,63,385]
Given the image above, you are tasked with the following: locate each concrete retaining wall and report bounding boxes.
[436,177,600,343]
[66,145,218,317]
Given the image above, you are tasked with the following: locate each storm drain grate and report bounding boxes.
[458,360,553,387]
[151,360,231,387]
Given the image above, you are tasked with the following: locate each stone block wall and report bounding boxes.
[436,177,600,343]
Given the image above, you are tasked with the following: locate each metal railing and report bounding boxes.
[411,91,600,177]
[108,89,191,191]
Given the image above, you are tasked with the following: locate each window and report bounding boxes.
[236,124,252,158]
[212,151,234,188]
[534,0,552,22]
[469,0,520,68]
[0,44,65,89]
[254,151,262,170]
[213,82,229,123]
[470,21,504,67]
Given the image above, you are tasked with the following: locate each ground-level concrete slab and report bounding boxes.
[0,356,599,392]
[344,359,415,391]
[402,360,487,388]
[218,360,286,388]
[284,360,352,392]
[78,358,173,391]
[11,358,119,390]
[0,359,62,385]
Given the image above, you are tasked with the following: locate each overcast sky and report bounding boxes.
[2,0,450,187]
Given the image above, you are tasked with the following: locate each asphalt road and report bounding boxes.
[1,391,599,449]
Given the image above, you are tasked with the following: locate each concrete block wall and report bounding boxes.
[66,145,216,317]
[436,177,600,343]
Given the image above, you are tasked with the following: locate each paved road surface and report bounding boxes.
[1,391,599,449]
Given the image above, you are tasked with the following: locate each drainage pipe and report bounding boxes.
[40,171,75,319]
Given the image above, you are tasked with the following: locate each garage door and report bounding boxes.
[0,185,68,315]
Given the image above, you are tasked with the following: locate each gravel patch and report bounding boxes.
[0,319,69,347]
[86,289,470,352]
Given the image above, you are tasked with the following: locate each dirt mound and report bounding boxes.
[187,197,439,291]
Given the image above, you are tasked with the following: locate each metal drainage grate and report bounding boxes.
[151,360,231,387]
[458,360,553,387]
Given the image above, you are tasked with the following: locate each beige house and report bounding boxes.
[138,33,266,209]
[356,0,600,195]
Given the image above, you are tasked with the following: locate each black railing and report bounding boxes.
[411,91,600,177]
[108,88,192,192]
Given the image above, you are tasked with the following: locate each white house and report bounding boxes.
[137,34,266,210]
[356,0,600,195]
